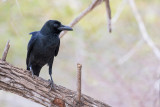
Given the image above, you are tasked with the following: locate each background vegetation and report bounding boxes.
[0,0,160,107]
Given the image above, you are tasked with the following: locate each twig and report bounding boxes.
[77,63,82,103]
[129,0,160,60]
[59,0,103,38]
[2,40,10,61]
[118,39,144,64]
[104,0,112,33]
[112,0,127,24]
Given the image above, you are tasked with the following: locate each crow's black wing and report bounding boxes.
[26,31,38,67]
[54,40,60,56]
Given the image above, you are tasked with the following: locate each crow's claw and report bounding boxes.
[29,67,35,78]
[48,79,56,91]
[30,70,35,78]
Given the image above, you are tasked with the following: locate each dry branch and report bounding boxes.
[129,0,160,60]
[0,60,110,107]
[105,0,112,33]
[77,63,82,104]
[112,0,126,24]
[2,40,10,61]
[60,0,105,38]
[118,39,144,64]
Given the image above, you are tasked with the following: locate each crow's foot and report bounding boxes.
[48,79,56,91]
[29,67,35,78]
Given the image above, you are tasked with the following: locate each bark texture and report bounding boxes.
[0,59,110,107]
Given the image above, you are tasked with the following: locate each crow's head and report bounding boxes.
[40,20,73,35]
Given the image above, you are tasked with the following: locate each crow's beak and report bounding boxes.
[58,25,73,31]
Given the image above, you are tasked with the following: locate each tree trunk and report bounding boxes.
[0,59,110,107]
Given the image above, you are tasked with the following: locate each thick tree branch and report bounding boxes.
[0,60,110,107]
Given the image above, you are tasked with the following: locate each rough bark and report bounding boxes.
[0,59,110,107]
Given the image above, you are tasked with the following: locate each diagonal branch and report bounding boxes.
[112,0,127,24]
[118,39,144,64]
[59,0,104,38]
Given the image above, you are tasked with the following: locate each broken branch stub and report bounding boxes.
[77,63,82,103]
[2,40,10,61]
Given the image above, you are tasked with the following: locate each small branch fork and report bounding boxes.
[60,0,112,38]
[128,0,160,60]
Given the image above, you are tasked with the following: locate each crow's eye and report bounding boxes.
[53,23,59,28]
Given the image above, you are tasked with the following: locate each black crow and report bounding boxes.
[26,20,73,90]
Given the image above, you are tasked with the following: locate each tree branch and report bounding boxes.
[118,39,144,65]
[104,0,112,33]
[59,0,104,38]
[129,0,160,60]
[112,0,126,24]
[0,60,110,107]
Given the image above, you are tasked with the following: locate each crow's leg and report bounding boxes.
[29,66,34,78]
[48,74,55,90]
[48,58,55,91]
[48,65,56,91]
